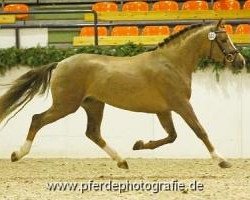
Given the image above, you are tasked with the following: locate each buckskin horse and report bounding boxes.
[0,20,245,169]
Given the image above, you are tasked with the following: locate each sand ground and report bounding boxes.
[0,158,249,200]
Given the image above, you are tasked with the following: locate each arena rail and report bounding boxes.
[84,10,250,22]
[0,10,99,47]
[0,9,249,47]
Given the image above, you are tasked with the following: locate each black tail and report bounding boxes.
[0,62,58,124]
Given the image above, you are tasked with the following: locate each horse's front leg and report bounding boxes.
[133,111,177,150]
[82,98,128,169]
[175,100,232,168]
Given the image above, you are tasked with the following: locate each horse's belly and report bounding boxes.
[91,89,168,113]
[106,100,168,113]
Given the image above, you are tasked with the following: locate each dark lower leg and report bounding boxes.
[176,102,215,152]
[83,99,106,148]
[11,106,77,162]
[133,111,177,150]
[176,101,231,168]
[82,99,128,169]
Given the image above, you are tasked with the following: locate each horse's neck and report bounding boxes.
[158,28,210,74]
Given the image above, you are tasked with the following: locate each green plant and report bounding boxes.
[240,47,250,72]
[0,44,249,77]
[0,47,21,74]
[198,58,225,81]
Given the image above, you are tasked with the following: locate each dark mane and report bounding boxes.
[152,23,206,50]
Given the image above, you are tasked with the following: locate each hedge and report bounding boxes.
[0,43,249,76]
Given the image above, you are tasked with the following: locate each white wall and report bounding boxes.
[0,67,249,159]
[0,28,48,48]
[20,28,48,48]
[0,29,16,48]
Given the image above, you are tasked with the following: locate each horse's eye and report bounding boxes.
[221,39,227,43]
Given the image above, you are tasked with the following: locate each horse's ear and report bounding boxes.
[216,19,224,29]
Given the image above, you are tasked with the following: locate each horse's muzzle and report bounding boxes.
[232,53,246,70]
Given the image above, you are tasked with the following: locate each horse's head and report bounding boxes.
[208,19,245,70]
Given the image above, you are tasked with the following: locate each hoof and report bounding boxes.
[133,140,144,150]
[11,152,19,162]
[219,161,232,168]
[117,160,129,169]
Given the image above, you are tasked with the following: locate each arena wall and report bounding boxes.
[0,67,250,159]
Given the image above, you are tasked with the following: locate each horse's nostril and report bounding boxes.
[236,59,245,69]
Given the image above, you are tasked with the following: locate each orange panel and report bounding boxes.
[122,2,149,11]
[223,24,233,34]
[213,0,240,11]
[235,24,250,34]
[92,2,118,12]
[152,1,179,11]
[182,1,208,10]
[111,26,139,36]
[172,25,188,34]
[4,4,29,20]
[80,27,108,36]
[142,26,170,36]
[243,0,250,9]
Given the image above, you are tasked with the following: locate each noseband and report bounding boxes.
[208,30,239,63]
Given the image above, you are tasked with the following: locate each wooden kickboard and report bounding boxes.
[73,36,165,46]
[0,15,16,24]
[230,34,250,44]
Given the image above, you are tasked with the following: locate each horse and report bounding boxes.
[0,20,245,169]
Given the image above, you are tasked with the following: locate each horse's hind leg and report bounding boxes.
[133,111,177,150]
[175,100,232,168]
[11,103,79,162]
[82,98,128,169]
